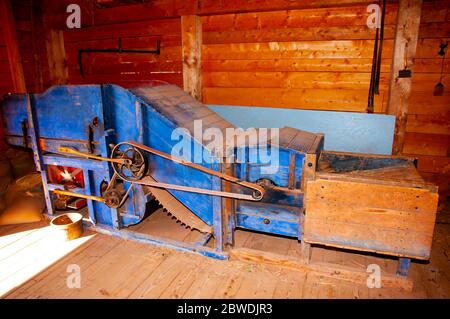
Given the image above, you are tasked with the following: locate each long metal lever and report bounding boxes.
[53,189,105,203]
[59,147,131,165]
[114,141,265,201]
[57,142,265,203]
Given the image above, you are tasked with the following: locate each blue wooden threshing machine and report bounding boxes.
[0,84,439,276]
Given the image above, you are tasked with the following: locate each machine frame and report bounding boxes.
[1,84,439,285]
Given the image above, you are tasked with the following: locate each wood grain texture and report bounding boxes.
[203,40,393,60]
[63,18,181,43]
[181,15,202,101]
[230,248,413,291]
[406,114,450,135]
[403,132,450,157]
[203,25,396,44]
[203,87,385,112]
[61,17,182,87]
[45,30,68,85]
[203,58,393,73]
[412,155,450,174]
[202,5,398,31]
[42,0,382,27]
[402,1,450,198]
[203,71,390,90]
[304,177,438,260]
[0,0,26,93]
[387,0,423,154]
[3,217,450,298]
[200,3,398,113]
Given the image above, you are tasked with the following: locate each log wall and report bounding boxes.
[0,34,13,95]
[0,0,43,95]
[404,1,450,198]
[201,4,397,112]
[0,0,448,198]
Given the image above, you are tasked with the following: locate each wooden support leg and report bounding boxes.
[222,161,235,249]
[300,241,311,264]
[396,257,411,277]
[26,95,54,215]
[212,175,224,252]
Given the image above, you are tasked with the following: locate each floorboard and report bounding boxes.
[1,202,449,299]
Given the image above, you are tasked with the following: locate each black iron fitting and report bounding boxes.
[78,37,161,78]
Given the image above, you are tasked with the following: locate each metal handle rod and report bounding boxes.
[59,147,131,165]
[132,177,260,201]
[53,189,105,203]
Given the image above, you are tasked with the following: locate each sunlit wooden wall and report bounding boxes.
[404,1,450,198]
[201,5,398,112]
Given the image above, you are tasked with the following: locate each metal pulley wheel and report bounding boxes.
[111,143,147,181]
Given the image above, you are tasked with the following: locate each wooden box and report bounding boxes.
[303,151,439,260]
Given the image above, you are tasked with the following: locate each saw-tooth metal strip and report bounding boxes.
[144,175,213,234]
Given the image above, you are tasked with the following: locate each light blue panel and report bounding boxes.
[208,105,395,155]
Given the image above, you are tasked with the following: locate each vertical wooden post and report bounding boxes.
[181,15,202,101]
[300,208,311,264]
[387,0,422,155]
[31,0,44,92]
[300,134,323,192]
[46,30,69,85]
[300,241,312,264]
[212,174,224,252]
[222,161,235,249]
[0,0,27,93]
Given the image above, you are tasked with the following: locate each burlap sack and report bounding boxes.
[0,173,45,226]
[5,147,35,179]
[0,156,13,198]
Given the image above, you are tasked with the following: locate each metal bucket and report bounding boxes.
[50,212,84,240]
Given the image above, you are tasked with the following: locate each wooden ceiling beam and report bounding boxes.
[92,0,387,26]
[197,0,384,15]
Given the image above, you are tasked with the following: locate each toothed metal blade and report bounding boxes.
[143,175,213,234]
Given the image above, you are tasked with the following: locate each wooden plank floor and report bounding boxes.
[1,204,449,299]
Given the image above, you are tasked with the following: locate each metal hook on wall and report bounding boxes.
[434,40,448,96]
[398,41,412,78]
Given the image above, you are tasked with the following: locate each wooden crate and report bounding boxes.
[303,151,439,260]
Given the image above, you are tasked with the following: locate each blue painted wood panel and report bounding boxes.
[236,202,300,238]
[2,86,103,141]
[103,84,219,226]
[209,105,396,155]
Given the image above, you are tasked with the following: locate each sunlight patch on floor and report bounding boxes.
[0,225,95,297]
